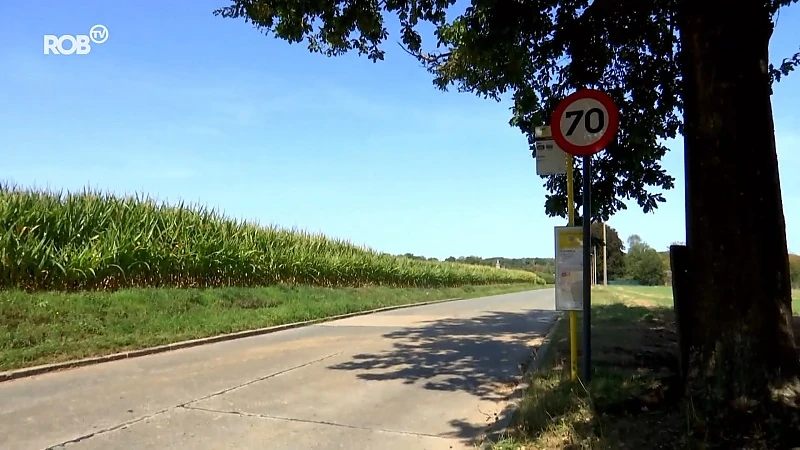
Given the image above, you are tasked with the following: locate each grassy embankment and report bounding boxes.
[492,286,800,450]
[0,184,547,371]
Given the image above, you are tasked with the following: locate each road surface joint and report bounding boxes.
[48,351,344,449]
[180,405,459,441]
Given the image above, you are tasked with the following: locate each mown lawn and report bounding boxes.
[607,286,799,314]
[0,283,547,371]
[593,285,799,315]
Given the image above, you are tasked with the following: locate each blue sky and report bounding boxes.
[1,1,799,259]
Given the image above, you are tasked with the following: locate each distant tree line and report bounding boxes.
[585,223,667,286]
[623,235,668,286]
[444,256,555,274]
[398,224,800,289]
[396,253,556,282]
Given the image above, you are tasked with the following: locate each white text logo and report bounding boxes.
[44,24,108,55]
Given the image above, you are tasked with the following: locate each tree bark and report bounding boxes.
[678,0,799,407]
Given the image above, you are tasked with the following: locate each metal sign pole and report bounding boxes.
[535,124,579,382]
[549,88,618,385]
[581,154,592,383]
[566,155,579,381]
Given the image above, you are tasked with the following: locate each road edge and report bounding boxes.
[0,295,477,383]
[477,311,564,449]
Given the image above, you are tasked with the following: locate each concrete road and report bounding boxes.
[0,289,558,450]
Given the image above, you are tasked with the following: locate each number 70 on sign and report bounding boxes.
[551,89,620,157]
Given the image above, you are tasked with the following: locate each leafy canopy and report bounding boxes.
[214,0,798,222]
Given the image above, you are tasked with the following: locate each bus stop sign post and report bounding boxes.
[550,89,620,384]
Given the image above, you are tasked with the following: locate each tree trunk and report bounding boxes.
[678,0,799,409]
[669,244,691,388]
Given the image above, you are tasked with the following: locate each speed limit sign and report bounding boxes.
[550,89,619,157]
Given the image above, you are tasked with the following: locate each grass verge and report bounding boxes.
[0,283,547,371]
[493,286,800,450]
[495,286,684,449]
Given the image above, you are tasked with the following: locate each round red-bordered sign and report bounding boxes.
[550,89,619,157]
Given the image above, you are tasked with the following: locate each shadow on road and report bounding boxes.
[328,309,558,400]
[326,308,559,440]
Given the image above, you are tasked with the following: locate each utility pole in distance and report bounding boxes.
[602,222,608,285]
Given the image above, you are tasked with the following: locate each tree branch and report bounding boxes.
[397,41,450,64]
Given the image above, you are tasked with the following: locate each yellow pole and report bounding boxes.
[566,154,579,381]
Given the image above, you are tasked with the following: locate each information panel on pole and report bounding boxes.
[535,140,567,176]
[554,226,584,311]
[550,89,620,157]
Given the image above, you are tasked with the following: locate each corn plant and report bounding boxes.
[0,183,545,291]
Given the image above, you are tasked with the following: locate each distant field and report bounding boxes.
[597,285,673,306]
[794,290,799,315]
[602,286,800,315]
[0,184,544,291]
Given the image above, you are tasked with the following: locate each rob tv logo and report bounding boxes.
[44,25,108,55]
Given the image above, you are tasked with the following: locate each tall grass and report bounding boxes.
[0,183,544,291]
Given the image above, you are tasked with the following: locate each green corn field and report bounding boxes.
[0,183,545,291]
